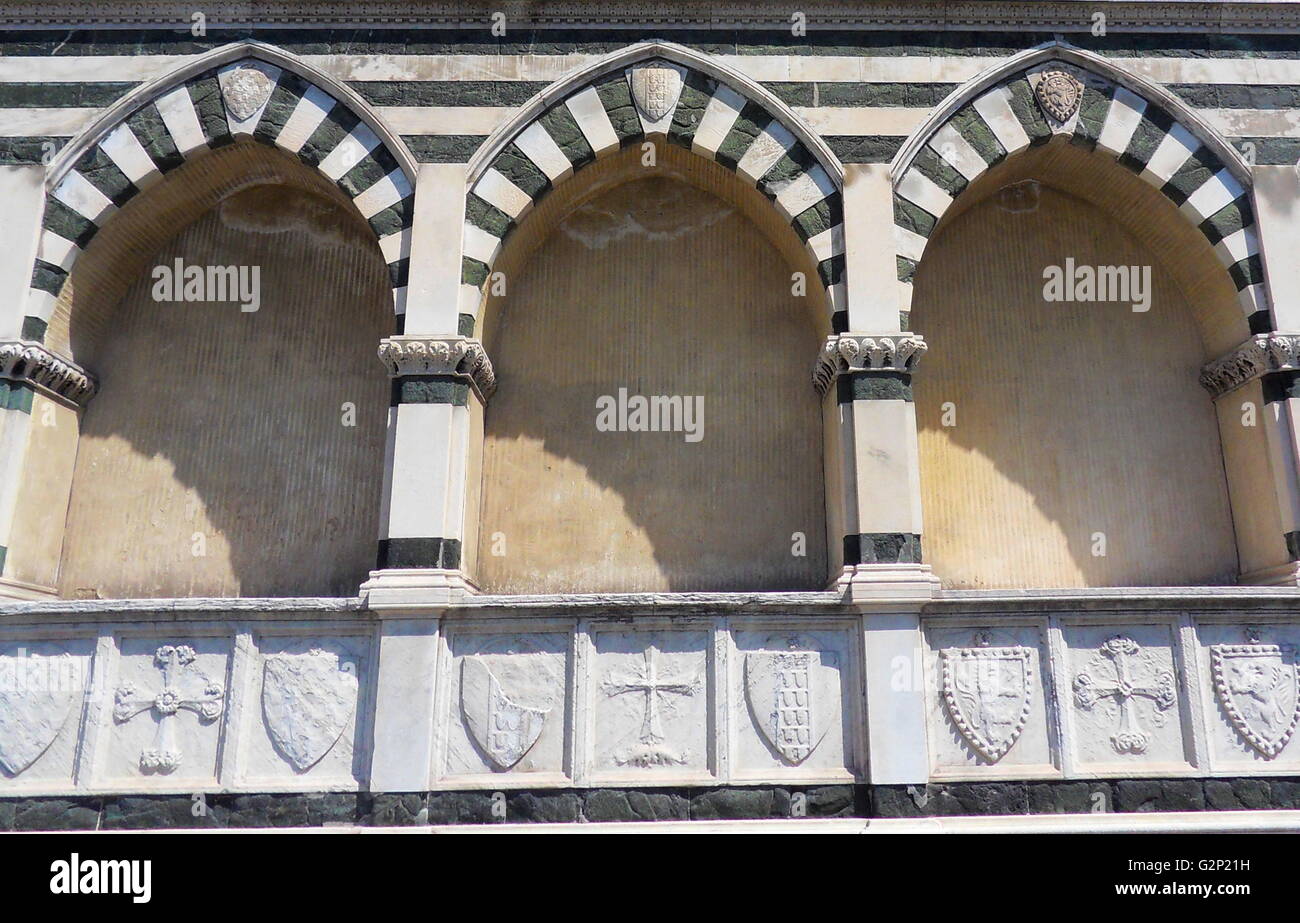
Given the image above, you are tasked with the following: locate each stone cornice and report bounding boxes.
[0,340,97,407]
[813,333,926,395]
[1,2,1298,31]
[377,335,497,402]
[1199,333,1300,398]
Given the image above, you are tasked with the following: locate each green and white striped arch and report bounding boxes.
[892,47,1270,333]
[23,42,417,342]
[458,42,847,334]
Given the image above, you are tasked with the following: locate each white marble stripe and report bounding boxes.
[826,280,847,315]
[462,222,502,267]
[893,223,929,263]
[12,53,1300,86]
[691,84,747,158]
[353,169,409,219]
[0,108,97,136]
[773,165,835,222]
[391,285,408,316]
[897,278,914,314]
[1181,167,1247,222]
[896,169,953,221]
[275,86,336,154]
[1140,121,1199,187]
[97,122,159,187]
[378,227,411,265]
[806,223,845,263]
[319,123,383,180]
[929,124,988,181]
[154,85,207,155]
[377,106,512,135]
[458,282,483,319]
[51,169,116,223]
[513,121,572,182]
[794,106,930,137]
[564,86,620,156]
[1213,224,1259,269]
[971,86,1030,157]
[1096,87,1148,158]
[1238,283,1268,316]
[37,229,80,271]
[24,287,58,321]
[472,166,532,220]
[737,121,798,184]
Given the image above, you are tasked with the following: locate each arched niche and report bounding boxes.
[474,142,831,593]
[8,140,394,598]
[911,137,1285,589]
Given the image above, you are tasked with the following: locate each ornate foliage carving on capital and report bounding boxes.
[377,336,497,401]
[812,333,927,395]
[1200,333,1300,397]
[0,340,97,406]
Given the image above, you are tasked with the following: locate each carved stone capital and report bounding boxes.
[812,333,927,395]
[0,340,97,406]
[1199,333,1300,397]
[377,336,497,402]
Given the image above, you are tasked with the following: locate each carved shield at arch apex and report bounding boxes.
[219,62,278,123]
[627,60,687,128]
[744,635,838,765]
[1033,69,1084,123]
[1212,642,1300,759]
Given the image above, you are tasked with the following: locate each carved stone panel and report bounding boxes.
[240,636,367,784]
[592,629,709,778]
[732,628,851,775]
[926,624,1055,775]
[1063,624,1188,771]
[0,640,93,785]
[444,632,567,778]
[105,637,230,784]
[1197,622,1300,768]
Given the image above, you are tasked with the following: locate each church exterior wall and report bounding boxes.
[5,1,1300,829]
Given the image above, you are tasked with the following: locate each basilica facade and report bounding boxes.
[2,0,1300,828]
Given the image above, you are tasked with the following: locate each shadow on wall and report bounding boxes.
[912,181,1240,589]
[57,183,393,599]
[478,175,828,594]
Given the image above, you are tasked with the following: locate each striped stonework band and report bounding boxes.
[23,53,416,342]
[460,55,847,329]
[893,59,1268,332]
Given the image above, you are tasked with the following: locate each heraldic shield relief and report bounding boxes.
[744,635,837,765]
[460,639,559,771]
[940,641,1033,762]
[1212,641,1300,759]
[0,643,80,777]
[262,643,360,773]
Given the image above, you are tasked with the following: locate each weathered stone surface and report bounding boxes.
[358,792,428,826]
[207,792,358,828]
[507,791,581,823]
[584,788,690,822]
[1114,779,1207,813]
[2,797,101,831]
[690,786,786,820]
[1026,781,1105,815]
[426,790,496,825]
[102,795,217,829]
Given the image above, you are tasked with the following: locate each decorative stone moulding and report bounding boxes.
[812,333,927,395]
[1200,333,1300,397]
[0,340,97,406]
[377,335,497,402]
[1032,68,1084,123]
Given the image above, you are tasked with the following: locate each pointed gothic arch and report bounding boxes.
[890,44,1269,332]
[22,40,417,342]
[459,41,847,329]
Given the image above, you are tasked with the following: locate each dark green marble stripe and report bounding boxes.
[404,135,486,163]
[73,143,136,207]
[1004,77,1051,144]
[1161,146,1224,207]
[390,375,470,407]
[388,258,409,288]
[1169,84,1300,109]
[349,80,551,106]
[367,194,414,239]
[843,532,922,565]
[893,195,936,239]
[489,140,550,199]
[1199,195,1254,247]
[897,255,918,285]
[791,193,843,244]
[0,81,138,107]
[594,72,642,144]
[667,69,716,149]
[298,104,361,168]
[0,380,34,414]
[339,143,400,198]
[186,72,232,148]
[817,254,844,290]
[949,104,1005,167]
[836,370,913,403]
[756,141,818,203]
[826,135,903,163]
[1231,137,1300,165]
[252,70,314,144]
[465,191,512,238]
[713,99,770,171]
[763,82,957,107]
[1070,82,1114,151]
[1230,254,1264,290]
[461,255,489,288]
[21,316,47,341]
[377,537,462,569]
[1117,106,1176,174]
[29,259,68,296]
[911,143,968,198]
[538,104,594,170]
[125,103,184,173]
[458,313,476,336]
[0,137,64,164]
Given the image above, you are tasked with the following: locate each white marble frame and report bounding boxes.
[921,615,1062,782]
[1193,613,1300,776]
[226,622,379,793]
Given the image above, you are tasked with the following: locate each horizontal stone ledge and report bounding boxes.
[0,339,97,406]
[1200,331,1300,398]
